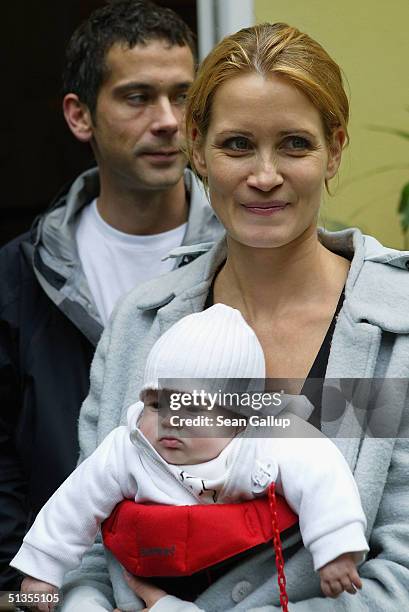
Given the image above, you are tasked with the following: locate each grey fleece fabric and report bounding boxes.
[62,228,409,612]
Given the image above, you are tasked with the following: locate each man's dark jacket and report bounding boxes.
[0,168,223,588]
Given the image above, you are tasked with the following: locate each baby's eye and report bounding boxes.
[185,404,209,414]
[148,402,160,411]
[222,136,252,152]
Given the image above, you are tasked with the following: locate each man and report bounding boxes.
[0,0,222,589]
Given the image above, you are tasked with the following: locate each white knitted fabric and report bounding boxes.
[140,304,265,396]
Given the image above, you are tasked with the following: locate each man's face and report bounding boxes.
[90,40,195,192]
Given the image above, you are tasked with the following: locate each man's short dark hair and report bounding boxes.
[62,0,196,116]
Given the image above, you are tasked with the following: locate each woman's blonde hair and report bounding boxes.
[186,23,349,169]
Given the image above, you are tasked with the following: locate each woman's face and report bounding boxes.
[193,73,344,250]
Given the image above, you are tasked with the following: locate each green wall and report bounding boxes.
[255,0,409,247]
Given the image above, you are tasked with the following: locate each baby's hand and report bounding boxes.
[319,552,362,598]
[21,576,59,611]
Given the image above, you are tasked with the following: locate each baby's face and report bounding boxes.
[138,390,241,465]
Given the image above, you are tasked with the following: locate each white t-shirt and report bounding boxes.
[75,199,187,325]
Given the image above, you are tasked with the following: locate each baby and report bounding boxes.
[11,304,368,611]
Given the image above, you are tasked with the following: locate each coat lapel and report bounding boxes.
[323,308,382,469]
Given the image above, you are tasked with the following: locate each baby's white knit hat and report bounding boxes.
[140,304,265,396]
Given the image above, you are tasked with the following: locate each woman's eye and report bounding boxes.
[283,136,311,152]
[223,137,251,152]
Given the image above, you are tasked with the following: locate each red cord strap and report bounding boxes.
[268,482,289,611]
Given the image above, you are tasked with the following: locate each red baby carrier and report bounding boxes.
[102,483,297,611]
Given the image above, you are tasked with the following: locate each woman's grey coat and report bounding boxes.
[62,229,409,612]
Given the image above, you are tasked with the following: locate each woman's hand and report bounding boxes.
[113,573,168,611]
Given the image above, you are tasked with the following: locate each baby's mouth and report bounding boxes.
[159,437,183,448]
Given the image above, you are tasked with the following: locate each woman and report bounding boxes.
[61,23,409,611]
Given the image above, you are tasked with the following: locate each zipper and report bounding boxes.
[217,435,246,499]
[134,432,199,502]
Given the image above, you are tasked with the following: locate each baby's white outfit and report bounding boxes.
[11,401,368,588]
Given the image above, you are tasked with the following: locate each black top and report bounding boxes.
[301,291,345,427]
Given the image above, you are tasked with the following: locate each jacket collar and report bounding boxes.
[135,228,362,311]
[35,167,219,275]
[28,167,221,344]
[136,228,409,333]
[136,236,227,311]
[320,228,409,333]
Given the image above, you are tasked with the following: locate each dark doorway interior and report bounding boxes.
[0,0,197,246]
